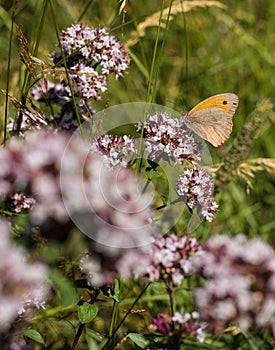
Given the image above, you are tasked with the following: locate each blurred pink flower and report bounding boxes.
[0,131,70,223]
[0,220,49,332]
[194,234,275,335]
[0,131,155,250]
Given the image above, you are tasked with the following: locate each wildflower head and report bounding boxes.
[93,134,137,167]
[137,112,201,165]
[51,23,130,100]
[176,168,218,222]
[146,234,203,286]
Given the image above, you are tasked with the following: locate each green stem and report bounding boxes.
[102,282,151,350]
[49,0,82,128]
[4,0,16,142]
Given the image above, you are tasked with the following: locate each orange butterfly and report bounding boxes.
[181,93,239,147]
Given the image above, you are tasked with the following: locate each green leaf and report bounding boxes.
[100,279,120,302]
[50,268,77,306]
[241,329,261,350]
[113,279,120,302]
[161,195,170,206]
[85,329,102,350]
[146,167,159,180]
[128,333,149,349]
[24,329,45,344]
[78,302,98,324]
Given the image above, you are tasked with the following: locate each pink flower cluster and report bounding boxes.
[51,23,130,100]
[146,234,203,286]
[10,193,36,213]
[0,221,49,332]
[194,234,275,335]
[93,134,137,167]
[176,168,218,222]
[137,112,201,165]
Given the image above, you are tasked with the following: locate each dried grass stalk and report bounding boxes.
[237,158,275,192]
[126,1,226,48]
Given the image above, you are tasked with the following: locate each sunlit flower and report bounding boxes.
[176,168,218,222]
[194,234,275,335]
[51,22,130,100]
[137,112,201,165]
[146,234,203,286]
[93,134,137,167]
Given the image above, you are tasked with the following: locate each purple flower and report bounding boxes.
[146,234,203,286]
[194,234,275,335]
[150,313,171,335]
[51,23,130,100]
[93,134,137,167]
[150,311,206,343]
[176,168,218,222]
[10,193,36,213]
[137,112,201,165]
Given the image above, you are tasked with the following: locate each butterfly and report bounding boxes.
[181,93,239,147]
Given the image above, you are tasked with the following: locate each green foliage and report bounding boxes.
[78,302,98,324]
[24,328,45,344]
[128,332,150,348]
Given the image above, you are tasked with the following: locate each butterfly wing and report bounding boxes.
[182,93,239,147]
